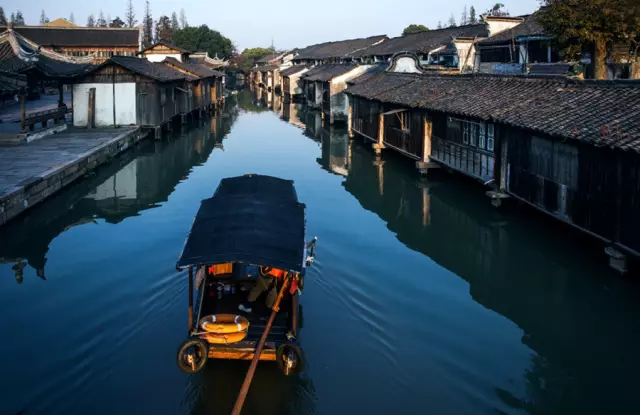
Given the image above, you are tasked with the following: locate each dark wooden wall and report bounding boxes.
[352,96,380,142]
[506,127,640,254]
[382,106,424,159]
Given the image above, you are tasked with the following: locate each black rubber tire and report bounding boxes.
[276,343,305,376]
[177,338,208,374]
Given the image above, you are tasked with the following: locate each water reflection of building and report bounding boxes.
[335,137,640,414]
[304,110,322,142]
[318,127,350,177]
[0,111,238,282]
[281,102,305,130]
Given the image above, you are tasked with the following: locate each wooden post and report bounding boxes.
[498,124,508,191]
[188,267,194,331]
[423,115,432,163]
[58,82,64,108]
[20,93,26,133]
[88,88,96,129]
[348,97,354,138]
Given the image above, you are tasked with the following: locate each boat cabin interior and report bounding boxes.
[194,261,299,353]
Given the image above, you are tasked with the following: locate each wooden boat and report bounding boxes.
[175,174,316,376]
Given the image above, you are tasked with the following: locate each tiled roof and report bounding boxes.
[256,52,288,63]
[280,65,309,77]
[0,26,139,47]
[293,35,388,61]
[353,25,489,58]
[301,64,357,81]
[0,33,94,77]
[478,12,547,46]
[0,69,26,94]
[104,56,196,82]
[346,72,640,152]
[139,40,191,55]
[254,65,279,72]
[164,57,223,78]
[347,63,387,86]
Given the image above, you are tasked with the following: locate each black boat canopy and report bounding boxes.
[176,174,306,272]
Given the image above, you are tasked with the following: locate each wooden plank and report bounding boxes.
[208,349,277,361]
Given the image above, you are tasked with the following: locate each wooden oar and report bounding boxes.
[230,275,291,415]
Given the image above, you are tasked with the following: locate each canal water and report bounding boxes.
[1,89,639,415]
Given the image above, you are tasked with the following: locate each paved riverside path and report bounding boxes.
[0,127,145,226]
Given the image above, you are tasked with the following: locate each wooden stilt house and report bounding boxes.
[346,52,640,263]
[72,56,197,129]
[162,57,226,110]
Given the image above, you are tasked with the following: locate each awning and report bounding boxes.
[176,175,306,272]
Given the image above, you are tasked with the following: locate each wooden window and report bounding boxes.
[479,123,486,149]
[470,122,477,146]
[463,121,469,144]
[487,124,495,152]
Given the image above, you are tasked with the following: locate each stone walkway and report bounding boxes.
[0,127,145,226]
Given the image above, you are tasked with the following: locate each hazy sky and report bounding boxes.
[3,0,541,50]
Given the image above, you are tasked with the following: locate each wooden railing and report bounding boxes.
[22,105,68,132]
[384,127,422,159]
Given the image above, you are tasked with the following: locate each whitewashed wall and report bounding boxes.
[73,84,114,127]
[114,83,137,125]
[485,20,522,37]
[289,69,310,94]
[73,83,137,127]
[330,65,372,123]
[145,53,182,63]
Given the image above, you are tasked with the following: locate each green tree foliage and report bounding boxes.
[234,47,275,72]
[87,14,95,27]
[173,25,235,59]
[469,6,477,23]
[110,16,125,28]
[171,12,179,32]
[14,11,25,25]
[155,15,172,42]
[0,8,8,25]
[437,21,443,30]
[142,0,153,48]
[486,3,509,17]
[402,24,429,36]
[539,0,640,80]
[461,5,468,26]
[179,8,187,29]
[125,0,137,27]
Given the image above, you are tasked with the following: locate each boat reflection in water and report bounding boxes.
[0,110,238,284]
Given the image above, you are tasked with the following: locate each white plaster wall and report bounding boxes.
[73,83,115,127]
[455,42,476,72]
[394,56,424,73]
[486,20,522,37]
[114,83,137,126]
[289,69,310,94]
[145,53,182,63]
[519,44,528,64]
[330,65,372,121]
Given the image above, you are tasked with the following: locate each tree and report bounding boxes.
[539,0,640,80]
[171,12,179,32]
[461,5,468,26]
[469,6,477,24]
[125,0,137,27]
[69,13,75,24]
[402,24,429,36]
[155,15,172,42]
[14,11,25,25]
[448,13,457,27]
[179,8,187,29]
[10,13,14,24]
[97,10,107,27]
[234,47,275,72]
[486,3,509,17]
[110,16,125,28]
[87,14,96,27]
[142,0,153,48]
[437,21,443,30]
[0,8,7,25]
[173,25,235,60]
[40,10,49,25]
[107,14,111,26]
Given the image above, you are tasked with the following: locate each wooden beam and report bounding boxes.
[20,94,26,133]
[88,88,96,129]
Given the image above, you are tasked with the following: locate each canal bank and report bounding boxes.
[0,127,147,227]
[1,91,639,415]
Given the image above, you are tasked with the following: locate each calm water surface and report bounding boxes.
[1,89,639,415]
